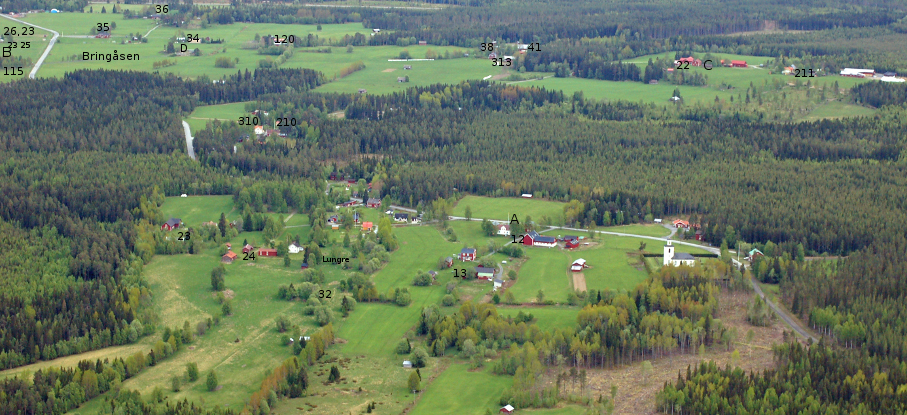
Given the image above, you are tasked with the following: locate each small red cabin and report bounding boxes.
[258,248,277,257]
[731,60,747,68]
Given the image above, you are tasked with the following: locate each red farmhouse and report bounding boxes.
[161,218,182,231]
[459,247,476,262]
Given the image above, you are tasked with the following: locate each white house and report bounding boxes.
[496,224,511,236]
[663,241,695,267]
[493,279,503,291]
[288,242,304,254]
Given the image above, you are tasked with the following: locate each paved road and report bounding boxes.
[181,121,195,160]
[0,14,60,79]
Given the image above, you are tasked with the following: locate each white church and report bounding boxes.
[663,241,696,267]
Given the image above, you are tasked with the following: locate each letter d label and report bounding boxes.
[180,44,187,52]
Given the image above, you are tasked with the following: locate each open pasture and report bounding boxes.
[162,195,238,227]
[453,195,566,224]
[409,363,514,415]
[498,307,579,332]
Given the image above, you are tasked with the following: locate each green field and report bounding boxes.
[69,242,312,413]
[338,303,420,356]
[453,195,566,224]
[311,49,495,95]
[447,220,503,248]
[799,100,876,121]
[162,195,239,227]
[186,101,251,131]
[509,248,572,303]
[499,307,579,332]
[565,237,649,292]
[410,363,513,415]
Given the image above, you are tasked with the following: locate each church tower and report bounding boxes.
[663,241,674,266]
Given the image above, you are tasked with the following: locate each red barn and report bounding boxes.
[367,198,382,208]
[731,60,747,68]
[523,231,557,247]
[161,218,182,231]
[695,230,704,241]
[258,248,277,257]
[242,244,254,254]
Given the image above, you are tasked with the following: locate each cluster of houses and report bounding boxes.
[673,219,704,241]
[453,248,505,290]
[219,241,304,264]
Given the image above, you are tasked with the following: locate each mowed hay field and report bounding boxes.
[452,195,566,224]
[509,247,572,303]
[409,363,513,415]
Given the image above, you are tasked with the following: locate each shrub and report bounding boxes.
[206,370,219,391]
[214,56,235,68]
[186,362,199,381]
[441,294,456,306]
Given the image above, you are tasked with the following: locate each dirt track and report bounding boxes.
[571,271,587,292]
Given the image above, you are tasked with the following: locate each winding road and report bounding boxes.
[0,14,60,79]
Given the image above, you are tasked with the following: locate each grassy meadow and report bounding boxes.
[409,363,514,415]
[508,247,572,303]
[161,195,239,227]
[601,223,671,237]
[498,307,579,333]
[453,195,566,224]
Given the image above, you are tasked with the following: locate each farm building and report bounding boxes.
[672,219,690,229]
[288,242,303,254]
[840,68,874,77]
[328,215,339,223]
[358,89,367,94]
[242,244,254,254]
[445,257,454,268]
[493,279,503,290]
[496,224,511,236]
[403,65,412,70]
[226,242,232,250]
[500,405,515,414]
[222,251,238,264]
[460,248,476,262]
[403,360,413,368]
[418,41,427,45]
[521,193,532,198]
[353,212,361,223]
[362,221,374,231]
[675,56,701,67]
[565,239,580,249]
[730,60,747,68]
[746,248,764,262]
[161,218,182,231]
[394,213,409,222]
[367,198,381,207]
[523,231,557,247]
[331,223,340,230]
[300,263,309,270]
[475,266,495,280]
[259,248,277,257]
[411,215,422,224]
[663,241,695,267]
[654,218,663,223]
[398,77,407,82]
[694,230,704,241]
[571,258,589,272]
